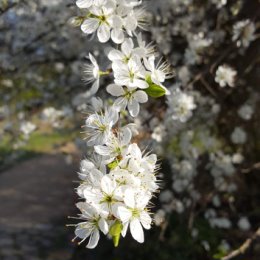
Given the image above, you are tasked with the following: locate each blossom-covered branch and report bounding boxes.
[69,0,173,249]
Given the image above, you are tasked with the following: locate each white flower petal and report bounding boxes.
[91,97,103,111]
[103,0,116,14]
[114,97,128,110]
[121,127,132,145]
[101,175,115,195]
[94,145,111,156]
[107,84,125,96]
[87,79,100,96]
[140,211,152,230]
[133,79,149,89]
[80,159,95,172]
[89,53,98,68]
[90,6,102,16]
[76,0,93,9]
[83,188,102,203]
[97,23,110,43]
[111,28,124,44]
[121,221,129,237]
[81,18,99,34]
[108,49,124,61]
[122,38,134,56]
[128,143,142,159]
[124,15,137,32]
[117,206,132,223]
[111,15,123,28]
[128,99,140,117]
[130,219,144,243]
[133,90,148,103]
[75,226,91,239]
[86,230,100,249]
[123,189,135,208]
[136,193,150,209]
[98,218,109,235]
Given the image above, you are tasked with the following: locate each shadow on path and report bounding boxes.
[0,154,78,260]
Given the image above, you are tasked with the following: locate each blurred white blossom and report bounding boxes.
[215,65,237,88]
[231,127,247,144]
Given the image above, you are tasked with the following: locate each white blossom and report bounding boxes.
[237,217,251,231]
[144,55,172,90]
[108,38,145,64]
[232,19,256,49]
[115,189,152,243]
[212,0,227,9]
[20,121,36,138]
[112,56,148,89]
[167,88,196,122]
[153,209,166,226]
[106,84,148,117]
[84,106,119,146]
[215,65,237,88]
[238,104,254,120]
[83,53,100,97]
[74,202,109,249]
[230,127,247,144]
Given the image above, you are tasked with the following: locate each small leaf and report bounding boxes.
[107,160,119,170]
[213,253,224,259]
[144,76,166,98]
[213,249,227,259]
[109,220,123,247]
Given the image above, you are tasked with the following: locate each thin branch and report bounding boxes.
[187,44,235,89]
[0,0,28,15]
[159,219,169,241]
[221,227,260,260]
[0,2,17,15]
[188,202,196,230]
[241,162,260,174]
[243,57,260,75]
[209,45,234,74]
[200,76,217,97]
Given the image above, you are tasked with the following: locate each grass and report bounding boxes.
[24,130,77,153]
[0,129,78,172]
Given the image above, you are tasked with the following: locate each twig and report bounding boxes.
[243,57,260,75]
[241,162,260,174]
[188,206,195,230]
[159,219,169,241]
[200,76,217,97]
[221,227,260,260]
[187,71,204,88]
[209,45,234,74]
[0,0,27,15]
[187,44,235,89]
[0,2,17,15]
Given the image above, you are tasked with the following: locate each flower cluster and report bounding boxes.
[76,134,158,247]
[70,0,173,249]
[1,0,259,258]
[76,0,145,44]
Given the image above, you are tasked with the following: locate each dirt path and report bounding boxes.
[0,154,79,260]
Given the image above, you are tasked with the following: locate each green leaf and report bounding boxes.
[213,245,229,259]
[109,220,123,247]
[144,76,166,98]
[213,252,225,259]
[107,160,119,170]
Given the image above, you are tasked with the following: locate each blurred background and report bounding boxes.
[0,0,259,259]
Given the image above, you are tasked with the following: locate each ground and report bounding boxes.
[0,154,78,260]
